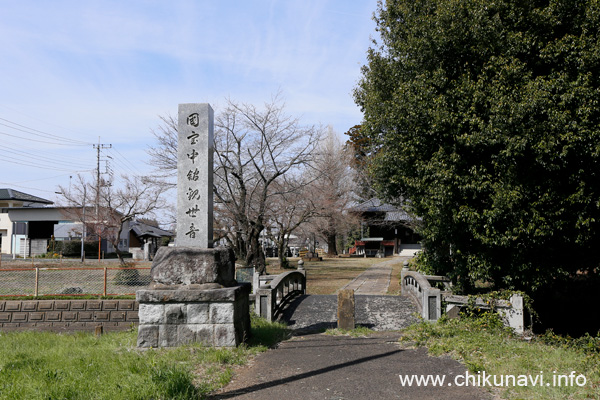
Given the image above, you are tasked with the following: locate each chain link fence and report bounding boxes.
[0,266,151,297]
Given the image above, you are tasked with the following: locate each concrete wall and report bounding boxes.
[0,299,139,332]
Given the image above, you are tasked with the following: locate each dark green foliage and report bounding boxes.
[355,0,600,292]
[114,268,150,286]
[104,252,132,259]
[53,240,100,257]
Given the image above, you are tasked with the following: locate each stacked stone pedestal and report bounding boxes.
[136,247,250,348]
[136,284,250,347]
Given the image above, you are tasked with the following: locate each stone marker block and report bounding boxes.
[165,304,186,324]
[150,247,235,287]
[177,103,214,249]
[177,325,197,344]
[187,303,209,324]
[337,289,355,330]
[159,325,179,347]
[215,325,236,347]
[210,302,234,324]
[139,304,165,325]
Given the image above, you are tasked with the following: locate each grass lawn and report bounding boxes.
[0,315,289,400]
[401,316,600,399]
[266,257,384,294]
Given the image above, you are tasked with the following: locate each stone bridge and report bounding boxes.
[254,258,419,333]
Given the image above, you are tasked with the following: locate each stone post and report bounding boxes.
[337,289,355,330]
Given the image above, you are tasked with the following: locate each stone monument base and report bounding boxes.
[136,284,251,348]
[150,247,236,287]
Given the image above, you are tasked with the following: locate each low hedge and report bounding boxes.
[51,240,100,257]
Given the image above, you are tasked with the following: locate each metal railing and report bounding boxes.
[0,267,151,297]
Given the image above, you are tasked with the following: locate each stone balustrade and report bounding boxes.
[401,267,524,333]
[444,294,524,334]
[254,270,306,322]
[401,269,443,321]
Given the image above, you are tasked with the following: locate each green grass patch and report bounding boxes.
[0,316,290,399]
[325,326,375,337]
[401,315,600,399]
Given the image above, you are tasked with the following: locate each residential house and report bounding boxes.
[128,220,172,260]
[1,188,165,258]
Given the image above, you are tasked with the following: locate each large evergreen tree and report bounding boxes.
[355,0,600,292]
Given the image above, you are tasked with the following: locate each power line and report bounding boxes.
[0,173,80,184]
[110,147,144,175]
[0,129,89,146]
[0,138,93,164]
[0,118,92,145]
[0,181,61,194]
[0,147,91,169]
[0,104,96,143]
[107,149,141,177]
[0,153,94,172]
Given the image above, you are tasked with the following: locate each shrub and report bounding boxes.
[114,269,150,286]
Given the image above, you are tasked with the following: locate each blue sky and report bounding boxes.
[0,0,378,204]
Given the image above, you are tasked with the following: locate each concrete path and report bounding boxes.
[340,256,410,295]
[212,332,494,400]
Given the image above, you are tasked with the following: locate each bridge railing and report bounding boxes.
[254,270,306,322]
[401,267,524,333]
[401,268,444,321]
[444,294,524,334]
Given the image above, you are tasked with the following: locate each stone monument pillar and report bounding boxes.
[136,103,250,348]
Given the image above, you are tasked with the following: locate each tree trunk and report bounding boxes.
[326,232,338,256]
[114,220,128,266]
[246,228,266,274]
[277,238,289,269]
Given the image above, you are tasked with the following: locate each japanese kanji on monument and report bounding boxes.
[176,104,213,249]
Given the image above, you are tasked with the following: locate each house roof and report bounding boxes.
[0,188,53,205]
[351,198,397,212]
[351,198,421,222]
[130,221,172,238]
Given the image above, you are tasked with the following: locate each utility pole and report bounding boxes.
[93,138,111,261]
